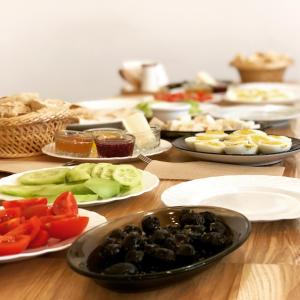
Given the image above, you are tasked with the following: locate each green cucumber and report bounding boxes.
[84,178,120,199]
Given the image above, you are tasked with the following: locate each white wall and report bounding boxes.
[1,0,299,101]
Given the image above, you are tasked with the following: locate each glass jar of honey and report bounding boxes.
[55,130,93,157]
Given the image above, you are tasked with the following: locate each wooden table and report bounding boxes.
[0,127,300,300]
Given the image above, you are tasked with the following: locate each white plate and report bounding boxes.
[0,167,159,207]
[225,83,300,104]
[173,136,300,166]
[201,103,300,122]
[161,175,300,222]
[42,140,172,163]
[0,208,106,262]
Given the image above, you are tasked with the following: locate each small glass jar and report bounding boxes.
[55,130,93,157]
[91,128,135,158]
[130,125,161,151]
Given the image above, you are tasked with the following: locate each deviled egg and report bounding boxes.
[195,130,228,140]
[184,137,198,150]
[258,140,291,154]
[224,141,258,155]
[194,140,225,154]
[231,129,267,137]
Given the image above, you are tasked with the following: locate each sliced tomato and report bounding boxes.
[51,192,78,216]
[22,204,50,219]
[29,230,49,249]
[5,216,41,241]
[3,198,48,209]
[46,216,88,240]
[0,217,22,235]
[40,214,73,225]
[5,207,22,218]
[0,235,31,255]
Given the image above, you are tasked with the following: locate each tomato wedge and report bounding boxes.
[29,230,49,249]
[0,217,22,235]
[22,204,50,219]
[0,235,31,255]
[5,216,41,241]
[46,216,88,240]
[3,198,47,209]
[51,192,78,216]
[5,207,22,218]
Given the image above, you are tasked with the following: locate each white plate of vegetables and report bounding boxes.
[0,163,159,207]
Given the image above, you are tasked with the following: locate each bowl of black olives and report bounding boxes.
[67,206,251,290]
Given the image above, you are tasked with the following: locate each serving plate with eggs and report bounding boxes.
[173,129,300,166]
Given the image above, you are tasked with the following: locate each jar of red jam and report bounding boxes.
[90,129,135,158]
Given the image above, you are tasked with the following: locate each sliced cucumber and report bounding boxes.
[18,168,68,185]
[100,165,117,180]
[119,183,143,196]
[84,178,120,199]
[0,185,45,197]
[66,168,91,183]
[91,163,112,178]
[73,163,96,175]
[113,165,141,187]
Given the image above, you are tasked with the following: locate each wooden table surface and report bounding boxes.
[0,126,300,300]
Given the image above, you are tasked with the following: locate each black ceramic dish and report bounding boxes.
[67,206,251,291]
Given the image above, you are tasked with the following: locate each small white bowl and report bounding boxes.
[151,102,190,121]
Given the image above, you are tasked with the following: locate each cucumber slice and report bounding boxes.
[113,165,141,187]
[119,183,143,196]
[100,165,117,180]
[0,185,45,197]
[84,178,120,199]
[18,168,68,185]
[91,163,112,178]
[74,194,99,202]
[66,168,91,183]
[74,163,96,175]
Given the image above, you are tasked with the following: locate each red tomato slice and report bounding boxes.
[40,214,73,225]
[5,207,22,218]
[0,217,22,235]
[28,230,49,249]
[3,198,48,209]
[5,216,41,241]
[51,192,78,216]
[46,216,88,240]
[0,235,31,255]
[22,204,50,219]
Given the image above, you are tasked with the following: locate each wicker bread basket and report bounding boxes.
[235,67,286,83]
[0,107,73,158]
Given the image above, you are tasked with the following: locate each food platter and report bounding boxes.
[42,140,172,163]
[225,83,300,104]
[161,175,300,222]
[0,208,106,263]
[202,103,300,122]
[172,136,300,166]
[0,167,160,207]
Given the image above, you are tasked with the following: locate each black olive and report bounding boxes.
[102,243,122,261]
[151,229,170,245]
[109,228,126,240]
[175,232,190,244]
[209,221,227,234]
[103,262,137,275]
[200,232,230,249]
[141,215,160,235]
[123,224,142,235]
[165,224,180,234]
[163,237,177,250]
[200,211,218,226]
[176,244,196,257]
[184,224,206,233]
[125,250,144,264]
[151,247,176,263]
[179,210,204,227]
[122,232,144,251]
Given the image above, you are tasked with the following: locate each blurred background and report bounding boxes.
[1,0,299,100]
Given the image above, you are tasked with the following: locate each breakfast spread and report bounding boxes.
[185,129,292,155]
[87,209,233,275]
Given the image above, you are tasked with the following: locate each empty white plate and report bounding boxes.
[161,175,300,221]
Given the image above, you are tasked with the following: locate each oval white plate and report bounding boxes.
[201,103,300,122]
[0,167,160,207]
[0,208,106,263]
[161,175,300,222]
[42,140,172,163]
[172,136,300,166]
[225,83,300,104]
